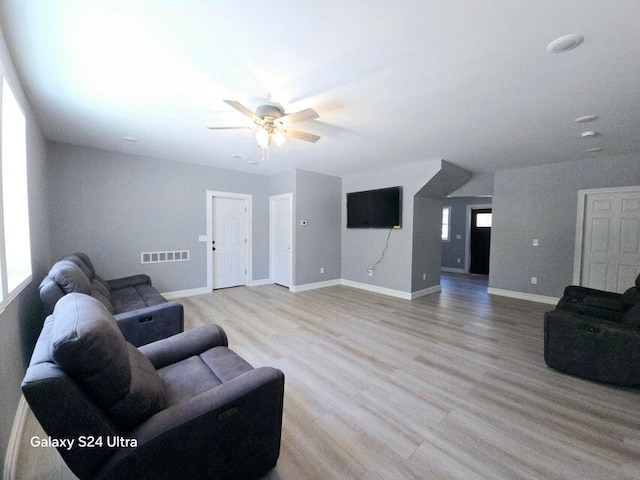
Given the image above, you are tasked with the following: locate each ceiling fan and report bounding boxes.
[208,100,320,149]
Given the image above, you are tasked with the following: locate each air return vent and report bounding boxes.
[141,250,189,264]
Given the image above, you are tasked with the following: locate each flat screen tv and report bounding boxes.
[347,186,402,228]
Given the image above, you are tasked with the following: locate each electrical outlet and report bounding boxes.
[422,273,426,280]
[531,277,537,285]
[532,239,539,246]
[456,258,461,263]
[320,267,324,274]
[367,269,373,276]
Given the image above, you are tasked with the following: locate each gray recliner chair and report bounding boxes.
[22,293,285,480]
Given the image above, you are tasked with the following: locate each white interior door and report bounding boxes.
[212,197,247,289]
[579,188,640,292]
[270,194,292,287]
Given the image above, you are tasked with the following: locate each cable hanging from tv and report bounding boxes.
[369,227,394,273]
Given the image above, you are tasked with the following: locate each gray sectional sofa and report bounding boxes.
[40,253,183,346]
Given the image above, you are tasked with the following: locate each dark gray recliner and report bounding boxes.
[40,253,183,346]
[555,273,640,322]
[544,303,640,385]
[22,293,285,480]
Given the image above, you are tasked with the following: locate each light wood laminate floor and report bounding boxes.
[15,274,640,479]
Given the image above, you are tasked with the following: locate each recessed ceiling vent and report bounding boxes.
[547,34,584,53]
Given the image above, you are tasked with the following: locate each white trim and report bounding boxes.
[411,285,441,299]
[0,275,31,316]
[248,278,272,287]
[465,203,492,274]
[161,287,211,300]
[269,193,293,289]
[441,267,466,274]
[573,185,640,285]
[206,191,252,290]
[290,279,341,293]
[340,279,412,300]
[4,396,28,480]
[487,287,559,305]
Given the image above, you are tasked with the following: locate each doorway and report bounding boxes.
[270,193,293,288]
[469,208,492,275]
[574,186,640,291]
[206,191,252,290]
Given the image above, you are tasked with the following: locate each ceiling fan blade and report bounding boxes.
[279,108,319,125]
[206,126,252,130]
[285,128,321,143]
[223,100,260,121]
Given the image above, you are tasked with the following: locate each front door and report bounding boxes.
[470,208,492,275]
[212,197,247,289]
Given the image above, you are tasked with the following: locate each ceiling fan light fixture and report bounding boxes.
[273,130,286,147]
[255,129,270,148]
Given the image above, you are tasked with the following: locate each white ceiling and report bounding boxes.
[1,0,639,176]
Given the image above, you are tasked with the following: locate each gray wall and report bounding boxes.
[0,28,51,471]
[489,154,640,297]
[449,172,494,197]
[48,142,271,292]
[411,196,443,291]
[295,169,341,285]
[442,196,493,270]
[342,160,441,292]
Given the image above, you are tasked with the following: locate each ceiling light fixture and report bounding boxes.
[581,131,599,138]
[574,115,599,123]
[546,34,584,53]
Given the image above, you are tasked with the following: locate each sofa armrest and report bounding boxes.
[139,324,228,369]
[114,302,184,347]
[96,367,285,480]
[107,274,152,291]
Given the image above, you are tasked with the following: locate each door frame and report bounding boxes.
[465,204,492,273]
[206,190,252,290]
[572,185,640,285]
[269,193,293,288]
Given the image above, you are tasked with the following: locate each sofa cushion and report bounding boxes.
[48,293,167,430]
[74,252,97,277]
[111,287,148,313]
[62,254,93,280]
[90,288,114,314]
[49,260,92,295]
[93,274,111,293]
[624,303,640,328]
[110,344,167,430]
[135,283,167,307]
[90,278,110,298]
[48,293,130,407]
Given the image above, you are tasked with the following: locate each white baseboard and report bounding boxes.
[161,287,210,300]
[4,395,28,480]
[441,267,466,274]
[411,285,441,299]
[248,278,271,287]
[290,279,341,293]
[340,279,412,300]
[487,287,559,305]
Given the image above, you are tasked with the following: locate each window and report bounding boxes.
[0,76,31,306]
[442,207,451,241]
[476,212,492,228]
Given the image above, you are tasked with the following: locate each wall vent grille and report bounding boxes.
[141,251,189,264]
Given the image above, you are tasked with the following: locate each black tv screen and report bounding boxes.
[347,186,402,228]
